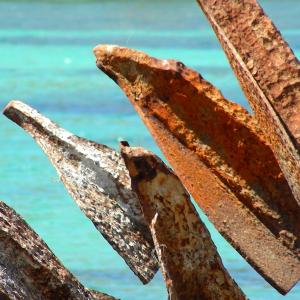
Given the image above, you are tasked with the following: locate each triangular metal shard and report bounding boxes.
[196,0,300,208]
[94,45,300,294]
[0,200,117,300]
[3,100,158,284]
[121,143,246,300]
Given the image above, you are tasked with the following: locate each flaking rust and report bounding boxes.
[3,100,158,284]
[196,0,300,208]
[121,143,246,300]
[94,45,300,294]
[0,201,116,300]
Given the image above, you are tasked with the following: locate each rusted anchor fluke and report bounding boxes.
[0,200,117,300]
[196,0,300,208]
[3,100,158,284]
[94,45,300,294]
[120,143,246,300]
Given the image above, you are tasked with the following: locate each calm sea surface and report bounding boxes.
[0,1,300,299]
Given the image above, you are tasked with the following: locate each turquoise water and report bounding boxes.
[0,1,300,299]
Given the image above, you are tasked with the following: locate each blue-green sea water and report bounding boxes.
[0,1,300,299]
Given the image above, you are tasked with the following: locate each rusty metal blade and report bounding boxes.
[0,200,117,300]
[196,0,300,208]
[3,100,158,284]
[94,45,300,294]
[120,144,246,300]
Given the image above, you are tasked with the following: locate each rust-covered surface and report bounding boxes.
[94,45,300,294]
[3,100,158,284]
[0,200,116,300]
[196,0,300,207]
[121,144,246,300]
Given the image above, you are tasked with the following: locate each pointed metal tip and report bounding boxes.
[121,145,157,182]
[3,100,30,127]
[93,44,126,68]
[93,44,149,70]
[119,140,130,149]
[93,44,119,56]
[3,100,22,116]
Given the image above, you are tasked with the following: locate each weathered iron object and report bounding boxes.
[121,143,246,300]
[94,45,300,294]
[3,100,158,284]
[196,0,300,208]
[0,200,116,300]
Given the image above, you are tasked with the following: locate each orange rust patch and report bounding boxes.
[95,45,300,293]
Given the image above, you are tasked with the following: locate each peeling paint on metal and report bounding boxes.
[121,145,246,300]
[3,100,158,284]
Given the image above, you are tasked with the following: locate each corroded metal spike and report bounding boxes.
[0,200,117,300]
[94,45,300,294]
[120,144,246,300]
[196,0,300,207]
[3,100,158,284]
